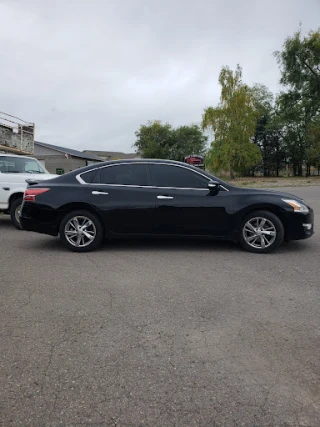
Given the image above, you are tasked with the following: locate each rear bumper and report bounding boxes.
[20,202,59,236]
[20,217,58,236]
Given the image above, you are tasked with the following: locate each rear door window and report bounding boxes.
[97,164,150,186]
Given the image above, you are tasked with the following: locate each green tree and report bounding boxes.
[251,85,287,177]
[134,120,208,161]
[251,83,274,116]
[202,65,261,179]
[275,92,310,175]
[274,28,320,100]
[274,28,320,175]
[170,125,207,161]
[134,120,174,159]
[306,116,320,174]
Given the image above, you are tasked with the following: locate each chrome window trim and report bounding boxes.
[76,162,229,192]
[76,174,86,184]
[88,183,210,191]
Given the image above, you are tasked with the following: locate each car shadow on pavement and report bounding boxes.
[99,238,313,255]
[23,236,237,253]
[22,234,313,255]
[2,214,312,255]
[0,216,12,227]
[277,239,315,253]
[102,238,238,253]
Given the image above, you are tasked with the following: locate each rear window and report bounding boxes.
[80,169,99,183]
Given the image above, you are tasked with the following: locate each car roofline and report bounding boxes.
[70,159,232,190]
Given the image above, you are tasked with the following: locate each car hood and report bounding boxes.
[0,172,58,184]
[235,187,305,202]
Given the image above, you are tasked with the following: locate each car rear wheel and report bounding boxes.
[239,210,284,253]
[59,210,104,252]
[10,197,23,230]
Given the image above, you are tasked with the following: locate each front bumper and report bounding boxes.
[283,208,314,241]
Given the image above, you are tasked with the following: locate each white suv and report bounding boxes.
[0,154,57,228]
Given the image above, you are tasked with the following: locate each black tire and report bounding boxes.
[10,197,23,230]
[239,210,284,254]
[59,210,104,252]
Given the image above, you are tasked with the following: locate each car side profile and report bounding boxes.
[20,160,314,253]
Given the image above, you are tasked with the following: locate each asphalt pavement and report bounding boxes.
[1,186,320,426]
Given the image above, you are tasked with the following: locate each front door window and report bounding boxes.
[150,164,208,189]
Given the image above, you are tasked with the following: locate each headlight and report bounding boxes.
[282,199,309,213]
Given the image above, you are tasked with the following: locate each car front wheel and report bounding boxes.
[239,210,284,254]
[59,210,104,252]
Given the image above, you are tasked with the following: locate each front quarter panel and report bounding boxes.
[231,193,288,234]
[231,191,313,241]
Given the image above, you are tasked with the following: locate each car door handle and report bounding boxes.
[157,195,174,200]
[92,191,109,195]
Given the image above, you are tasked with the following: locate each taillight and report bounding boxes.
[24,188,50,202]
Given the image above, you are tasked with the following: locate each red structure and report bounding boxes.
[184,154,205,170]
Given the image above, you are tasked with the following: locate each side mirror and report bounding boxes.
[208,180,220,192]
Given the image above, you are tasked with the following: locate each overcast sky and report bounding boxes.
[1,0,319,153]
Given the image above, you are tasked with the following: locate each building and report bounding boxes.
[0,112,34,155]
[83,150,141,161]
[34,141,103,174]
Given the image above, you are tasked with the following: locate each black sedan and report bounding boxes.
[20,160,314,253]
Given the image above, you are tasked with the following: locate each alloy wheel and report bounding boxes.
[243,217,276,250]
[64,216,97,248]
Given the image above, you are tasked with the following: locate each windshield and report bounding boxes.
[0,156,49,174]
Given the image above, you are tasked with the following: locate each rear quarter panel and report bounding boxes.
[24,183,103,227]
